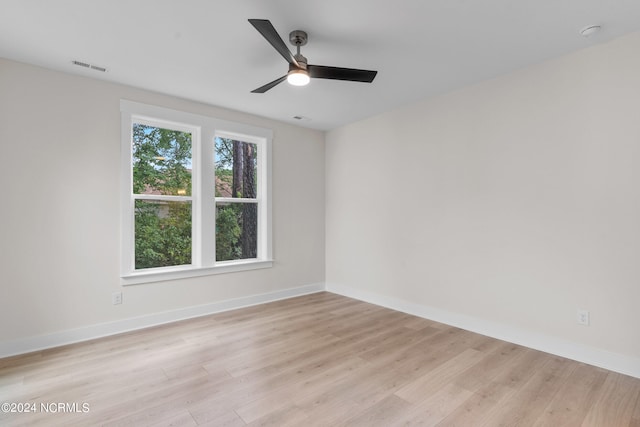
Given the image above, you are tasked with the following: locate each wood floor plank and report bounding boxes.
[582,372,640,427]
[488,346,551,391]
[195,410,246,427]
[288,331,489,424]
[244,405,309,427]
[94,374,239,427]
[453,341,527,392]
[394,347,485,402]
[145,411,198,427]
[234,356,370,423]
[631,394,640,427]
[476,355,577,427]
[390,383,475,426]
[1,292,639,427]
[338,394,413,427]
[633,392,640,423]
[533,362,609,426]
[436,380,518,426]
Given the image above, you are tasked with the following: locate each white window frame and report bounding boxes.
[120,100,273,285]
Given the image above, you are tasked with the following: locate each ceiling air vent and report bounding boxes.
[72,60,107,72]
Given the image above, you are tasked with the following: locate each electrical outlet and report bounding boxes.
[112,292,123,305]
[577,309,589,326]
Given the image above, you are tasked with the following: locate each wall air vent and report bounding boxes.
[72,60,107,72]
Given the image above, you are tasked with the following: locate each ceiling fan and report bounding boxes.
[248,19,378,93]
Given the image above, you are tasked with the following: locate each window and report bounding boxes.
[214,136,259,261]
[121,101,272,284]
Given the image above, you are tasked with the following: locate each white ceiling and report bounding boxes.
[2,1,640,131]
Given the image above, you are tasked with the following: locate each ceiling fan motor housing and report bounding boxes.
[289,30,308,47]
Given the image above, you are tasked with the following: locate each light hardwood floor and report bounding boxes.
[1,292,639,426]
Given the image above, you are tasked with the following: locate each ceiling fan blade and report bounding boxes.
[307,65,377,83]
[251,75,287,93]
[248,19,299,67]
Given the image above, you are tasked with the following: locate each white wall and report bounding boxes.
[326,32,640,375]
[0,59,325,350]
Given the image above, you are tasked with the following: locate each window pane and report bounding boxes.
[216,203,258,261]
[133,123,192,196]
[135,199,192,269]
[215,137,257,198]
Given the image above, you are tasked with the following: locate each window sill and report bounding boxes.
[121,259,274,285]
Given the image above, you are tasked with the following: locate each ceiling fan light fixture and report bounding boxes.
[287,69,310,86]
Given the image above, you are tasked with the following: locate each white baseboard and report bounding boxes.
[326,283,640,379]
[5,281,639,379]
[0,283,324,359]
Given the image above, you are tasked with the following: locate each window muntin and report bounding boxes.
[121,100,272,284]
